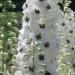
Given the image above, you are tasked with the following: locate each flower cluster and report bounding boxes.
[15,0,65,75]
[57,0,75,75]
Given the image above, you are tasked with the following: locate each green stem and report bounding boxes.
[2,0,7,73]
[28,27,35,75]
[33,45,35,75]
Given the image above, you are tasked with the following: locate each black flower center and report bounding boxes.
[66,39,70,43]
[29,66,34,72]
[39,0,44,1]
[39,24,45,29]
[72,64,75,68]
[45,71,52,75]
[44,42,49,48]
[71,47,74,50]
[39,54,44,60]
[35,9,40,14]
[46,4,51,10]
[62,22,65,26]
[25,17,30,22]
[69,30,73,33]
[35,33,41,40]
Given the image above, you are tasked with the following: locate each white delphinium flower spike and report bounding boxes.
[15,0,64,75]
[56,0,75,75]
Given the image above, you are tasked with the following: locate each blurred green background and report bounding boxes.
[0,0,25,75]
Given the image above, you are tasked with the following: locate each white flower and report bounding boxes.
[7,0,12,4]
[7,22,12,26]
[0,3,2,7]
[15,71,22,75]
[16,53,23,64]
